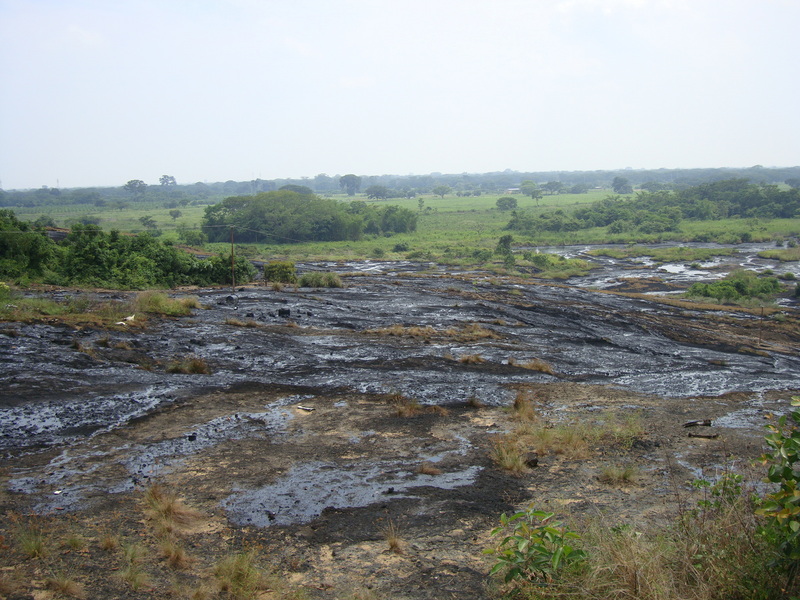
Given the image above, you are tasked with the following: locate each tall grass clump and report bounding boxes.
[214,551,267,599]
[143,484,203,533]
[298,272,343,288]
[134,291,197,316]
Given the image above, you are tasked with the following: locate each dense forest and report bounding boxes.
[0,210,255,288]
[202,190,417,243]
[2,166,799,209]
[506,178,800,236]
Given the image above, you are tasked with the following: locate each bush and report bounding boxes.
[687,269,782,302]
[758,396,800,591]
[298,272,343,288]
[485,506,586,584]
[263,261,297,283]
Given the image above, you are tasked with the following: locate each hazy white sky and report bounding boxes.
[1,0,798,190]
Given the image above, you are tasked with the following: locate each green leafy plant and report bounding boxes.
[757,396,800,588]
[485,505,586,584]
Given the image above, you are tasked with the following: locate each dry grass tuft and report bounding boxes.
[459,353,486,364]
[381,520,404,554]
[225,317,261,328]
[466,396,486,409]
[15,521,48,559]
[490,437,528,475]
[214,550,268,599]
[512,390,541,423]
[99,534,119,552]
[160,538,193,569]
[417,462,443,476]
[599,464,639,486]
[45,572,86,599]
[144,484,203,531]
[520,358,557,375]
[166,355,211,374]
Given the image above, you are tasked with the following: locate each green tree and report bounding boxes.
[339,174,362,196]
[159,175,177,187]
[519,180,543,204]
[496,197,518,211]
[0,209,56,278]
[542,181,564,195]
[169,209,182,221]
[432,185,451,198]
[124,179,148,199]
[365,185,390,200]
[612,176,633,194]
[495,234,514,256]
[139,215,158,230]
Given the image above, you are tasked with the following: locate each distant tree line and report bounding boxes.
[506,179,800,236]
[202,190,417,243]
[3,167,799,209]
[0,209,255,288]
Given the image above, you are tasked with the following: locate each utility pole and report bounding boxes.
[230,226,236,293]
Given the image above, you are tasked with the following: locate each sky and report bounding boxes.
[1,0,798,190]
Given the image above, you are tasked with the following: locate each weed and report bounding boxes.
[45,572,85,599]
[485,505,586,584]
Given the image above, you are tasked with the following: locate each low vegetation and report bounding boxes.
[484,398,800,599]
[687,269,783,303]
[165,355,211,374]
[298,271,343,288]
[0,209,256,288]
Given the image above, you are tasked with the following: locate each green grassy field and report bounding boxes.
[11,189,800,265]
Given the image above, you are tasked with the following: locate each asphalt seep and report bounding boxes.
[2,247,800,525]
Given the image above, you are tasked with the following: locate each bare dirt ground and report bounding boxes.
[1,259,799,599]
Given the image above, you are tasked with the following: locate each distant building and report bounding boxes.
[505,188,521,194]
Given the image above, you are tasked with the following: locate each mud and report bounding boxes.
[1,245,799,599]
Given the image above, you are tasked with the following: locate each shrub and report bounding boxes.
[298,272,343,288]
[485,506,586,584]
[263,261,297,283]
[134,291,196,316]
[758,396,800,590]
